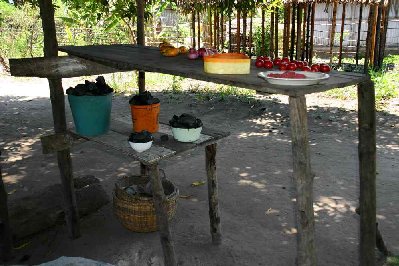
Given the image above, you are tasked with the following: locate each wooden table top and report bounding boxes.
[60,44,368,97]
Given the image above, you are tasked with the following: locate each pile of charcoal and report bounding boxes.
[128,131,153,143]
[129,91,160,105]
[169,113,203,129]
[66,76,113,96]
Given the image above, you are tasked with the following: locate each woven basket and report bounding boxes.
[113,175,178,233]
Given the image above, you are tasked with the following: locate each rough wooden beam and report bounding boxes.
[206,143,221,245]
[38,0,80,239]
[40,133,75,154]
[289,95,316,266]
[9,56,120,78]
[148,164,177,266]
[0,151,13,262]
[358,79,376,266]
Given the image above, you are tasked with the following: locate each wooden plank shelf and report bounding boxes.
[59,45,368,97]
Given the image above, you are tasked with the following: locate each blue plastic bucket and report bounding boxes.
[68,94,112,137]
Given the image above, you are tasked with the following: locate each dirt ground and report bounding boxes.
[1,73,398,266]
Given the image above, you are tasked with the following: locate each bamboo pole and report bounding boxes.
[38,0,80,239]
[237,10,241,53]
[355,3,363,65]
[270,8,275,57]
[296,4,303,61]
[262,8,266,55]
[290,3,296,60]
[338,3,347,66]
[275,8,279,58]
[329,1,338,64]
[197,10,201,48]
[192,11,196,48]
[309,2,315,64]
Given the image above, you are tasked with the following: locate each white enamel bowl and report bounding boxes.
[128,141,153,153]
[171,127,202,143]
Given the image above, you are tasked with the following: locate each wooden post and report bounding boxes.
[373,2,383,69]
[378,0,391,68]
[228,13,232,52]
[209,9,213,48]
[220,13,224,51]
[148,164,177,266]
[338,3,347,66]
[275,8,279,58]
[249,12,253,56]
[355,3,363,66]
[214,12,218,50]
[0,151,13,262]
[283,4,290,57]
[192,11,196,49]
[290,4,296,60]
[369,5,378,68]
[197,10,201,49]
[289,95,316,266]
[364,4,376,72]
[38,0,80,239]
[243,11,247,54]
[309,3,316,64]
[137,0,145,93]
[296,4,303,60]
[206,144,222,245]
[357,79,376,266]
[270,8,275,57]
[329,1,338,64]
[261,8,266,55]
[305,3,311,61]
[236,10,241,53]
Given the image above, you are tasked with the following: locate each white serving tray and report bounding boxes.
[258,71,329,86]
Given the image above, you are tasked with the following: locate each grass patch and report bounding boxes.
[386,256,399,266]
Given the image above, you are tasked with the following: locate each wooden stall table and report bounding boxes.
[10,44,376,266]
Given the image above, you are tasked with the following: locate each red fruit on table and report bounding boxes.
[255,60,264,68]
[263,56,271,61]
[287,62,297,71]
[279,63,288,71]
[311,64,320,72]
[273,58,282,66]
[282,57,290,64]
[303,61,308,66]
[301,66,312,72]
[319,63,331,73]
[295,61,305,69]
[263,60,274,69]
[197,47,208,57]
[257,55,265,61]
[187,48,199,60]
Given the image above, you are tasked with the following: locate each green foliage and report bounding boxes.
[386,256,399,266]
[253,24,271,56]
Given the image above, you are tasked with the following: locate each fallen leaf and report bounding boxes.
[191,181,206,187]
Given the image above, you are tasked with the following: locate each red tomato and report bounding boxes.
[287,62,297,71]
[263,56,271,61]
[319,63,331,73]
[311,64,320,72]
[255,60,264,68]
[282,57,290,64]
[295,61,305,69]
[279,63,288,71]
[256,56,265,61]
[301,66,311,72]
[263,60,274,69]
[273,57,282,66]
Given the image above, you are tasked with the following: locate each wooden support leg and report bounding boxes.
[0,151,13,262]
[205,143,222,245]
[358,79,376,266]
[148,164,177,266]
[288,95,316,266]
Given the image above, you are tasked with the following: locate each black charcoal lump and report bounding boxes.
[128,130,153,143]
[169,113,203,129]
[66,76,113,96]
[129,91,160,105]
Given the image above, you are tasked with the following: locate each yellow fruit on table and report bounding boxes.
[161,47,180,57]
[178,46,188,54]
[160,45,174,53]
